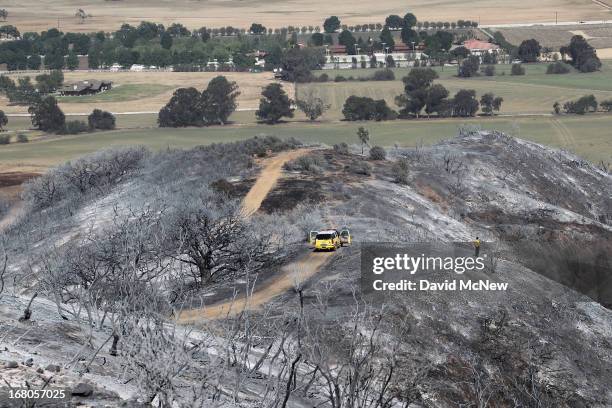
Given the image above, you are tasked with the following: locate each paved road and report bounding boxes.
[481,20,612,28]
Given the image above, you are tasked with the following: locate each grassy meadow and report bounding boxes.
[306,62,612,118]
[2,62,612,173]
[1,114,610,173]
[57,84,173,104]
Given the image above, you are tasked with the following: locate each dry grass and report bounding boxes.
[0,71,279,114]
[496,24,612,49]
[1,0,605,33]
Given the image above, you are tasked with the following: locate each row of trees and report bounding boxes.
[561,35,601,72]
[553,94,612,115]
[160,69,508,127]
[158,76,240,127]
[0,70,64,105]
[159,76,307,125]
[341,88,502,121]
[323,14,477,33]
[457,56,525,77]
[516,36,601,72]
[159,76,333,125]
[26,96,115,133]
[0,23,287,71]
[394,68,503,118]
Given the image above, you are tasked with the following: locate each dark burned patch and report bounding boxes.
[210,178,255,199]
[260,178,324,213]
[0,172,38,188]
[468,209,611,236]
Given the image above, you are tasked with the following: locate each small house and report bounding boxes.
[461,39,500,56]
[59,80,112,96]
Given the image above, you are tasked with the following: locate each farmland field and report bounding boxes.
[2,0,606,33]
[306,61,612,118]
[1,114,610,174]
[57,84,174,104]
[3,61,612,118]
[0,71,277,114]
[494,24,612,50]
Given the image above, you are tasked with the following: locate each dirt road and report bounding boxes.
[241,148,309,217]
[179,251,331,321]
[178,148,333,322]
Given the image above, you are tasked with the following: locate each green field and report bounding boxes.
[56,84,173,104]
[3,61,612,172]
[1,114,610,172]
[306,62,612,119]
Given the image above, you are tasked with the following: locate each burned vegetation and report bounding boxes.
[0,131,611,407]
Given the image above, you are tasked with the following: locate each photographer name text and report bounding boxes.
[372,279,508,292]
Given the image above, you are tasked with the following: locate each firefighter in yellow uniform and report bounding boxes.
[473,237,481,257]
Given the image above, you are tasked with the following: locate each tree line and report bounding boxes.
[342,67,503,121]
[0,70,64,105]
[323,14,478,34]
[0,11,478,73]
[157,76,304,125]
[553,94,612,115]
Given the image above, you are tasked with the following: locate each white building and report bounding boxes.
[322,51,428,70]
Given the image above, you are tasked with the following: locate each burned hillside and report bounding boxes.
[0,132,611,407]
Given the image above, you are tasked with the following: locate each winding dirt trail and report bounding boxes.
[178,148,333,322]
[179,251,331,321]
[240,148,309,217]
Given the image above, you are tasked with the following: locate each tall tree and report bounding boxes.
[201,76,240,125]
[115,24,138,48]
[379,28,395,49]
[403,12,417,28]
[88,109,116,130]
[158,87,202,127]
[249,23,266,34]
[395,68,440,117]
[29,96,65,132]
[296,91,330,121]
[27,54,42,70]
[424,84,450,117]
[167,23,190,37]
[433,31,453,51]
[160,31,173,50]
[323,16,341,33]
[280,47,325,82]
[0,110,7,131]
[357,126,370,154]
[457,55,480,77]
[480,92,504,115]
[66,51,79,70]
[338,30,357,54]
[385,15,404,30]
[256,83,294,124]
[400,26,419,46]
[452,89,479,117]
[518,39,541,63]
[310,32,324,46]
[565,35,601,72]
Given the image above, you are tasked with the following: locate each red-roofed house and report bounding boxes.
[327,45,347,55]
[393,42,412,52]
[462,39,500,55]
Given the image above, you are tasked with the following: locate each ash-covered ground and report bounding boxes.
[0,131,610,407]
